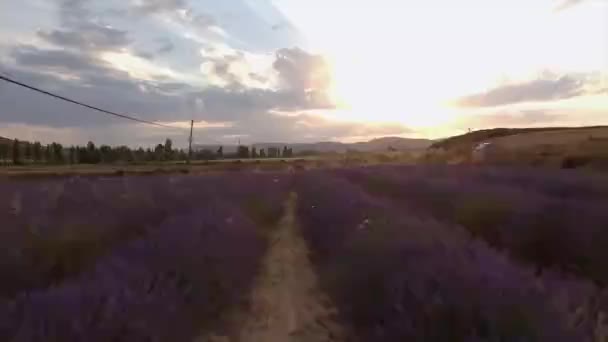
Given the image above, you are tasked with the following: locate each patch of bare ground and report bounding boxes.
[198,193,346,342]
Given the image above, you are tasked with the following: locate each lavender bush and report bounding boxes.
[295,171,600,341]
[1,202,264,341]
[0,173,291,341]
[336,166,608,285]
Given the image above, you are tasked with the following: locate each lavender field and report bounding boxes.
[0,173,291,341]
[2,167,608,341]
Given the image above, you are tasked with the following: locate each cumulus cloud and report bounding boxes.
[157,39,175,54]
[133,39,175,61]
[187,111,412,144]
[132,0,222,43]
[133,0,186,13]
[0,0,406,146]
[453,110,568,129]
[34,0,132,53]
[2,45,197,127]
[38,23,131,51]
[1,41,343,145]
[273,48,332,106]
[11,45,108,73]
[200,48,276,89]
[454,74,593,108]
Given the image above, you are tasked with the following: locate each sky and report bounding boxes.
[0,0,606,147]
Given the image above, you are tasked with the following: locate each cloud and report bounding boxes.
[132,0,221,42]
[273,48,331,92]
[11,45,109,73]
[175,9,217,28]
[135,50,156,60]
[453,110,569,130]
[2,45,198,127]
[187,111,412,144]
[1,41,343,146]
[38,23,131,51]
[271,48,333,108]
[35,0,132,52]
[157,39,174,54]
[133,0,185,13]
[133,39,174,61]
[0,0,395,146]
[454,75,590,108]
[0,43,383,146]
[198,43,279,89]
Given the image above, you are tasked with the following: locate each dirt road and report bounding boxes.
[237,193,344,342]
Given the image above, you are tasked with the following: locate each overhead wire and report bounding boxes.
[0,75,187,130]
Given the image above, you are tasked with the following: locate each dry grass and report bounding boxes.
[425,126,608,170]
[0,153,415,179]
[490,127,608,149]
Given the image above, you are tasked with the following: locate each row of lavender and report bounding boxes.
[336,165,608,285]
[0,173,290,341]
[295,170,606,341]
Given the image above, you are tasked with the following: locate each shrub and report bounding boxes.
[562,156,590,169]
[339,165,608,284]
[295,172,591,341]
[0,173,292,341]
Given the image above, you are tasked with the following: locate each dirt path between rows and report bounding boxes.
[236,192,344,342]
[198,193,345,342]
[236,192,345,342]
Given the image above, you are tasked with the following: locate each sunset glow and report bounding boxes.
[1,0,607,144]
[276,0,608,132]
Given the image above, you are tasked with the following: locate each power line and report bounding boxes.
[0,75,185,130]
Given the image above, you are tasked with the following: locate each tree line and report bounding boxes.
[0,138,295,166]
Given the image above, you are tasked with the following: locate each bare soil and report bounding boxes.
[200,193,345,342]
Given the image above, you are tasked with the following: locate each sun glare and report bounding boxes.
[325,46,459,129]
[275,0,607,131]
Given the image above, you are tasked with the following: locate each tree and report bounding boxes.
[268,147,279,158]
[145,148,154,162]
[164,139,173,160]
[44,144,53,163]
[0,143,8,165]
[197,149,215,161]
[217,146,223,159]
[282,146,289,158]
[99,145,113,163]
[115,146,133,163]
[259,149,266,158]
[52,143,64,163]
[32,142,42,163]
[154,144,165,161]
[86,141,100,164]
[12,139,21,165]
[69,146,77,164]
[23,142,32,162]
[251,147,258,158]
[177,149,187,161]
[237,145,250,159]
[134,147,146,163]
[77,146,87,164]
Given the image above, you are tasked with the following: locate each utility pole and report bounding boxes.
[187,119,193,164]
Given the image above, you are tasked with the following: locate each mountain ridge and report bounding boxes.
[0,135,433,153]
[195,137,433,153]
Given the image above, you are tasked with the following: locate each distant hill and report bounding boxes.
[195,137,432,154]
[349,137,432,152]
[426,126,608,168]
[0,136,11,145]
[431,126,608,151]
